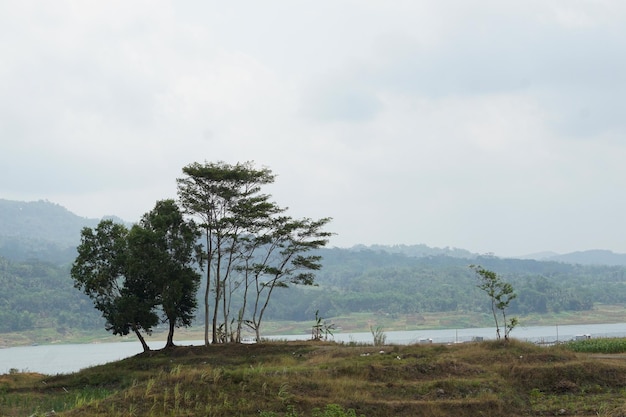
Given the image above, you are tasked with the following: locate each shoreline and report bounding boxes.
[2,304,625,348]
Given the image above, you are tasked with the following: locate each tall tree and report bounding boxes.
[127,200,201,348]
[241,216,332,341]
[71,220,157,352]
[176,161,278,344]
[470,265,518,341]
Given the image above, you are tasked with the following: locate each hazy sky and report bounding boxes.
[2,1,626,257]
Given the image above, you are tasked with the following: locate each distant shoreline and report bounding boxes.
[1,304,625,348]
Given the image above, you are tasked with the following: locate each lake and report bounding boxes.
[2,322,626,375]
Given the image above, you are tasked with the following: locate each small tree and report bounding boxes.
[311,310,335,341]
[370,325,387,346]
[470,265,518,341]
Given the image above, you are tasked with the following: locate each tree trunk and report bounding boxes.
[204,268,210,346]
[212,277,220,343]
[166,319,176,348]
[222,278,229,341]
[204,233,211,346]
[491,300,500,340]
[133,327,150,352]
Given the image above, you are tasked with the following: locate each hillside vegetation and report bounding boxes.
[3,340,626,416]
[3,198,626,346]
[5,247,626,346]
[0,199,125,263]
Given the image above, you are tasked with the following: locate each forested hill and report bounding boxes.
[0,255,103,333]
[0,199,126,264]
[265,248,626,320]
[3,198,626,340]
[349,244,478,259]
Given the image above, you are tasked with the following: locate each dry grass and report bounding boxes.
[3,339,626,416]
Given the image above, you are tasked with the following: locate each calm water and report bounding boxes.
[2,322,626,375]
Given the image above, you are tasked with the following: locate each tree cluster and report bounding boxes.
[71,161,332,348]
[177,161,332,344]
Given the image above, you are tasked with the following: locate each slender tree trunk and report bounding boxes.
[166,319,176,348]
[204,232,211,346]
[133,326,150,352]
[237,275,250,343]
[491,300,500,340]
[254,322,261,343]
[204,273,210,345]
[212,274,221,343]
[222,277,229,341]
[212,239,225,343]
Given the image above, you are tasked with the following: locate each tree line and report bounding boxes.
[0,256,102,333]
[4,187,626,341]
[2,244,625,339]
[71,161,332,350]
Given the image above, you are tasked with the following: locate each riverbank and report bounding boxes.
[2,304,625,348]
[4,340,626,416]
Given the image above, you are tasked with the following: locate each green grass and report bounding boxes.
[4,339,626,416]
[563,337,626,353]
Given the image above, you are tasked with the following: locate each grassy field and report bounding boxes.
[3,339,626,416]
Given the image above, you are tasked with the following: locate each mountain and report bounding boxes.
[349,243,479,259]
[0,199,127,264]
[517,251,560,260]
[2,198,626,267]
[542,250,626,266]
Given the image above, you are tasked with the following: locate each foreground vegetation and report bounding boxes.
[4,339,626,416]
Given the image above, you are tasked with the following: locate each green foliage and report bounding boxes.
[0,256,102,332]
[71,201,201,349]
[261,404,364,417]
[128,199,202,347]
[370,325,387,346]
[312,404,363,417]
[311,310,336,341]
[470,265,518,340]
[564,337,626,353]
[177,160,332,344]
[71,219,157,349]
[267,249,606,322]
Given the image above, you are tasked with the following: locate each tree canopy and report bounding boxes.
[71,200,201,350]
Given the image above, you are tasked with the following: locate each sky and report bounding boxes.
[2,1,626,257]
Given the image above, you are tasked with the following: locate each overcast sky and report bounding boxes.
[2,1,626,257]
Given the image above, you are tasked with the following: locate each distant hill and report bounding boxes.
[2,198,626,267]
[349,243,479,259]
[541,250,626,266]
[3,198,626,339]
[0,199,127,264]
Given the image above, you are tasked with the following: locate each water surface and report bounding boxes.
[2,322,625,375]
